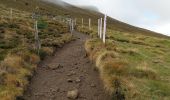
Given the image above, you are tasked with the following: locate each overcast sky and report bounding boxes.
[60,0,170,36]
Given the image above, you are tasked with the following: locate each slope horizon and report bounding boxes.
[60,0,170,36]
[1,0,169,38]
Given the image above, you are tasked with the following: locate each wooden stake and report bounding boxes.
[72,19,74,31]
[89,18,91,30]
[10,8,13,21]
[98,19,100,37]
[35,20,41,55]
[69,19,72,33]
[103,14,107,44]
[100,18,103,39]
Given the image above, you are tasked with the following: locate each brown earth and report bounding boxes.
[23,32,111,100]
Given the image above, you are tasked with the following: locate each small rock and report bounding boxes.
[74,63,78,65]
[49,64,63,70]
[58,64,63,68]
[90,83,96,87]
[67,89,79,99]
[75,78,81,83]
[67,71,76,76]
[34,93,43,96]
[71,71,76,75]
[81,70,87,73]
[67,79,73,83]
[47,65,57,70]
[50,87,60,93]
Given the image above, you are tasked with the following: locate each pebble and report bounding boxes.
[67,79,73,83]
[67,71,76,76]
[90,83,96,87]
[47,64,63,70]
[67,89,79,99]
[75,78,81,83]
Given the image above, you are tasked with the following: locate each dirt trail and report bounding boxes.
[23,32,111,100]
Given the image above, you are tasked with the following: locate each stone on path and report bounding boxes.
[90,83,96,87]
[67,79,73,83]
[75,78,81,83]
[67,89,79,99]
[47,64,63,70]
[67,71,76,76]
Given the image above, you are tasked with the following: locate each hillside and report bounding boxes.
[1,0,169,38]
[77,5,99,12]
[0,0,170,100]
[0,1,73,99]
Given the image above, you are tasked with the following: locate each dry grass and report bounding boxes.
[133,62,158,80]
[1,55,24,74]
[84,37,169,99]
[0,4,73,100]
[95,51,119,70]
[41,47,54,56]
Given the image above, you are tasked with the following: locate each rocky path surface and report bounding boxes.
[23,32,111,100]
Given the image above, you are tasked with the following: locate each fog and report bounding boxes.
[45,0,170,36]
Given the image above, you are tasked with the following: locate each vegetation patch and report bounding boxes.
[0,5,73,100]
[84,27,170,100]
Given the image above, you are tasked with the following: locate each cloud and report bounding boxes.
[61,0,170,36]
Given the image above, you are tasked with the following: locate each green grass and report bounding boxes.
[0,4,73,100]
[82,25,170,100]
[0,0,170,99]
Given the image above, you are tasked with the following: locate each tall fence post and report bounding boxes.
[98,19,100,37]
[35,20,41,55]
[10,8,13,21]
[103,14,107,44]
[82,18,84,28]
[69,19,72,33]
[89,18,91,30]
[100,18,103,39]
[72,19,74,32]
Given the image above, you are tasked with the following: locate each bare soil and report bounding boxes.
[23,32,111,100]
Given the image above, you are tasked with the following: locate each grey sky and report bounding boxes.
[60,0,170,36]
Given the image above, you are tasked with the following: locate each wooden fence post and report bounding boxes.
[10,8,13,21]
[72,19,74,32]
[103,14,107,44]
[69,19,72,33]
[89,18,91,30]
[100,18,103,39]
[35,20,41,55]
[98,19,100,37]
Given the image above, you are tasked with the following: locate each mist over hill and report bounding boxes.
[1,0,169,39]
[77,5,99,12]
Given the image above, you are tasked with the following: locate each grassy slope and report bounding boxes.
[0,3,73,100]
[0,0,170,100]
[81,26,170,99]
[1,0,169,38]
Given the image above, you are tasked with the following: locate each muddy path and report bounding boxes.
[23,32,111,100]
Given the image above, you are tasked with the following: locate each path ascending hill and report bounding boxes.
[23,32,111,100]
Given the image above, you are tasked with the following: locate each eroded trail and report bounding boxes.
[23,32,111,100]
